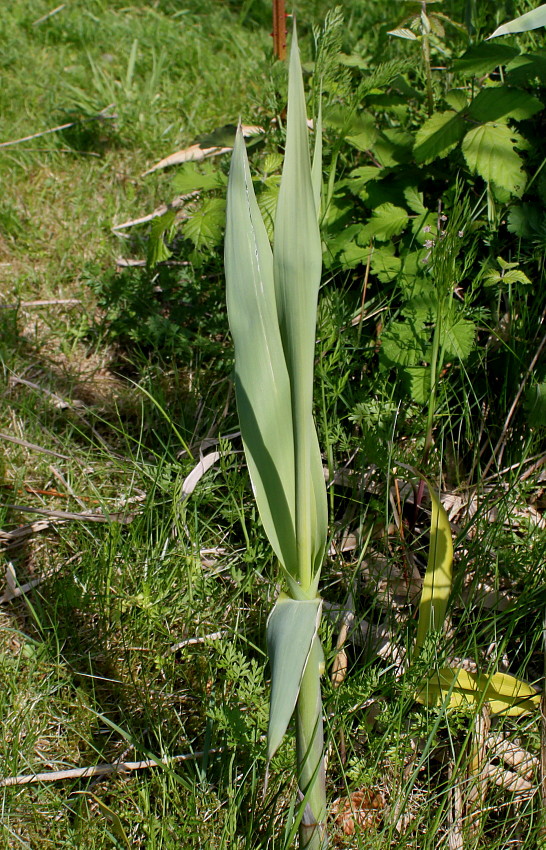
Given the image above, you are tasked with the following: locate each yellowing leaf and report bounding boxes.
[417,667,540,716]
[415,483,453,654]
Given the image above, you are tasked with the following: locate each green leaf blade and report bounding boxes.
[273,28,327,590]
[462,122,526,195]
[266,595,322,762]
[225,128,298,576]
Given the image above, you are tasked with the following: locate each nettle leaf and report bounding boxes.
[359,203,409,241]
[171,160,226,195]
[406,365,432,403]
[403,185,427,214]
[388,27,419,40]
[257,176,280,240]
[346,114,379,151]
[147,208,176,267]
[371,247,402,282]
[374,129,413,167]
[414,110,466,163]
[507,203,544,237]
[462,122,526,195]
[380,320,427,368]
[444,89,468,111]
[262,152,284,174]
[467,86,543,123]
[454,43,519,77]
[506,52,546,85]
[185,197,226,251]
[441,317,476,361]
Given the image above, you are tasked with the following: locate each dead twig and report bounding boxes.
[0,749,225,787]
[0,433,69,460]
[0,106,116,150]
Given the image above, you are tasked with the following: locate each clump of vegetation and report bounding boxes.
[1,1,545,848]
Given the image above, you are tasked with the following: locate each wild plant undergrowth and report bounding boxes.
[1,1,545,848]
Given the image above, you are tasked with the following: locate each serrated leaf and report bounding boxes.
[371,247,402,282]
[380,320,426,368]
[417,667,540,715]
[262,152,284,174]
[441,317,475,361]
[184,197,225,252]
[414,110,466,163]
[488,4,546,38]
[171,161,225,195]
[267,595,322,761]
[403,185,427,214]
[467,86,543,123]
[415,483,453,654]
[388,27,419,40]
[147,209,176,267]
[405,365,432,403]
[257,177,280,240]
[454,43,519,77]
[444,89,468,111]
[346,114,378,151]
[502,269,532,285]
[462,122,526,195]
[359,203,409,241]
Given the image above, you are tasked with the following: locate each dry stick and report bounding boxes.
[0,504,134,523]
[483,319,546,478]
[32,4,66,25]
[0,299,81,309]
[0,433,69,460]
[0,750,225,787]
[0,107,116,150]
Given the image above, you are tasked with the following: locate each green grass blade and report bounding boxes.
[273,26,327,592]
[488,4,546,38]
[414,481,454,655]
[266,595,322,762]
[225,127,297,576]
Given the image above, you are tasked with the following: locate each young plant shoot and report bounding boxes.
[224,25,328,850]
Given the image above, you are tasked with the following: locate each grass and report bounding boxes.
[1,1,546,848]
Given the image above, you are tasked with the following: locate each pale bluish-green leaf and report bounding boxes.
[359,203,409,242]
[417,667,540,715]
[311,101,322,220]
[414,110,466,163]
[415,483,453,654]
[274,27,327,590]
[467,87,543,123]
[462,122,526,195]
[454,43,519,77]
[267,595,322,761]
[488,4,546,38]
[225,128,297,576]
